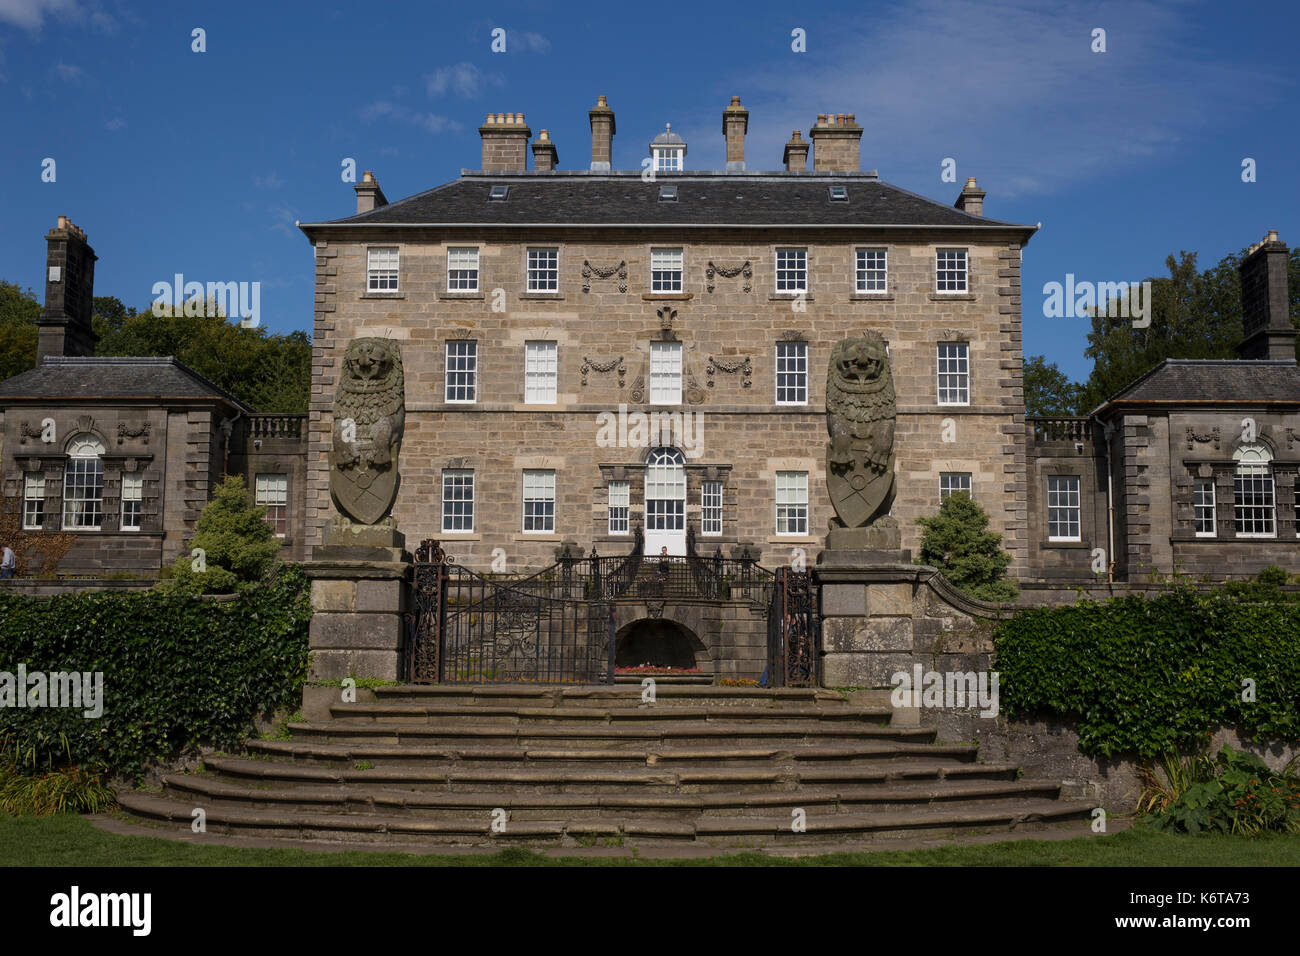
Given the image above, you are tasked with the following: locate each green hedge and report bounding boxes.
[995,589,1300,757]
[0,565,310,775]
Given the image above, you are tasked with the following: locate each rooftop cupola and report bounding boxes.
[650,123,686,172]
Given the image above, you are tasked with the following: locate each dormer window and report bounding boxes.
[650,123,686,172]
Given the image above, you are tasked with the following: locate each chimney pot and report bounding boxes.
[480,110,532,171]
[809,111,863,172]
[783,129,810,171]
[722,95,749,171]
[354,170,388,214]
[588,94,616,171]
[954,176,986,216]
[38,217,98,361]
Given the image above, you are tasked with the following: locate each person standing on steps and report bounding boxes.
[0,542,16,580]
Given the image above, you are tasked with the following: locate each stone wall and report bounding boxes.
[306,231,1028,573]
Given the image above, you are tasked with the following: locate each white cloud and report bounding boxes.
[104,116,125,131]
[514,31,550,53]
[254,172,284,189]
[363,99,462,135]
[425,62,504,99]
[54,59,80,81]
[716,0,1276,199]
[0,0,78,29]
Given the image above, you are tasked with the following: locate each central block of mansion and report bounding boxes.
[297,96,1299,582]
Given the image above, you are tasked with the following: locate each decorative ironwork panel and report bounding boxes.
[767,567,819,688]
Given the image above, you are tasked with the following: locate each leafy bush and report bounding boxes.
[0,755,116,817]
[0,565,310,775]
[1141,746,1300,836]
[916,493,1018,601]
[159,474,283,594]
[996,584,1300,756]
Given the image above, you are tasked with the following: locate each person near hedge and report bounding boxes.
[0,543,15,579]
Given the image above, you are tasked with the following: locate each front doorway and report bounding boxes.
[643,446,686,556]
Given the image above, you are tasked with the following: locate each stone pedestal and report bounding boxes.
[304,517,411,682]
[815,547,921,689]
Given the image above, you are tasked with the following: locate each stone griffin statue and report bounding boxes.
[825,331,900,550]
[329,337,405,526]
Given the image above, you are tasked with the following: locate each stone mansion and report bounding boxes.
[0,96,1295,585]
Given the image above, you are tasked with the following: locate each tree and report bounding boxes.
[159,474,283,594]
[1023,355,1083,417]
[916,493,1019,602]
[95,306,311,412]
[0,282,41,382]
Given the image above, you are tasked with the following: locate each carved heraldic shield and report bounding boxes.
[826,332,897,529]
[329,337,406,525]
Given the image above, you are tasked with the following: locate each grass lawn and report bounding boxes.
[1,813,1298,866]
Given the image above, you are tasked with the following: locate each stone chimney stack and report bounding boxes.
[1238,230,1297,361]
[954,176,985,217]
[479,112,532,172]
[588,95,616,171]
[37,216,98,362]
[783,130,809,171]
[354,170,388,214]
[809,113,863,172]
[722,96,749,171]
[531,129,558,172]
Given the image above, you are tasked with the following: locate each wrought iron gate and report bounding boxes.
[766,567,820,687]
[406,540,615,684]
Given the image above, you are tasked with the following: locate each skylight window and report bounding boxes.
[658,185,678,202]
[488,185,510,201]
[828,185,848,202]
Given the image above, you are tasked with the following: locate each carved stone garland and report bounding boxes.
[706,260,752,294]
[581,355,626,387]
[1185,426,1221,451]
[706,355,752,389]
[582,259,627,293]
[117,421,151,445]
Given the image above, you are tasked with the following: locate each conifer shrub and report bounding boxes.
[915,492,1019,601]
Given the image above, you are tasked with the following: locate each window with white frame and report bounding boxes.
[701,481,723,535]
[608,481,630,535]
[1193,478,1217,537]
[525,340,558,404]
[651,248,683,293]
[775,248,807,293]
[367,247,399,292]
[523,470,556,533]
[645,448,686,534]
[649,342,682,405]
[252,474,286,537]
[775,342,808,405]
[939,472,972,501]
[1233,442,1275,537]
[775,471,809,536]
[527,247,559,292]
[447,247,479,292]
[856,248,887,293]
[22,473,44,530]
[120,473,144,532]
[653,146,683,171]
[1047,475,1081,541]
[442,470,474,533]
[937,342,970,405]
[935,248,968,293]
[445,340,477,403]
[63,434,105,530]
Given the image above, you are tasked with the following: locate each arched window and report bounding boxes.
[64,433,105,530]
[1233,441,1275,537]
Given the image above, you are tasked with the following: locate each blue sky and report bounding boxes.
[1,0,1296,382]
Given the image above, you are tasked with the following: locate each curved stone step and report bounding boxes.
[328,703,892,725]
[241,737,975,769]
[372,684,846,708]
[116,789,1094,847]
[159,773,1065,820]
[197,754,1013,793]
[284,720,933,748]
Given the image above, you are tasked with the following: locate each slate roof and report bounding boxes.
[0,356,252,411]
[301,171,1036,233]
[1091,359,1300,415]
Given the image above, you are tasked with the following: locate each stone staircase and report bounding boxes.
[116,685,1094,850]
